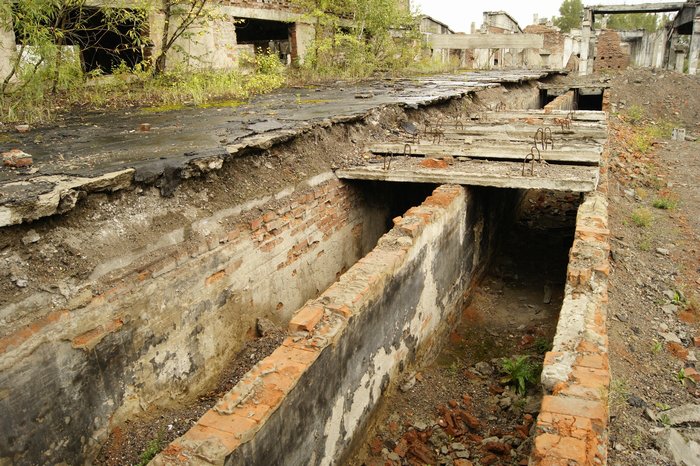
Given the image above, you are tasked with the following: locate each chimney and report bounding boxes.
[471,22,476,34]
[533,13,539,25]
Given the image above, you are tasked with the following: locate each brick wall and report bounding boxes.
[153,185,522,465]
[530,191,611,465]
[0,175,392,465]
[595,30,630,72]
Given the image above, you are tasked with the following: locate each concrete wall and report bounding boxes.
[0,23,15,83]
[0,175,394,465]
[153,184,522,466]
[622,29,666,69]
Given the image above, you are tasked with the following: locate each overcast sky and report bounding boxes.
[410,0,681,33]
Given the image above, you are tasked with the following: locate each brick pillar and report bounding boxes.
[689,10,700,75]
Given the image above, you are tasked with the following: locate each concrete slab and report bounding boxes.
[337,159,599,192]
[368,143,601,165]
[481,111,607,122]
[0,70,557,225]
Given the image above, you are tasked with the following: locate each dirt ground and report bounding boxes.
[348,191,580,466]
[602,69,700,465]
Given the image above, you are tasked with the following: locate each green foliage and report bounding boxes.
[293,0,421,79]
[651,340,663,354]
[499,355,538,395]
[626,105,645,124]
[652,196,677,210]
[534,338,552,355]
[137,434,164,466]
[554,0,584,33]
[603,13,662,32]
[631,207,653,228]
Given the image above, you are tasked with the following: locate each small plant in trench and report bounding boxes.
[631,207,653,228]
[137,432,164,466]
[677,368,688,385]
[534,337,552,355]
[651,340,663,354]
[499,355,538,395]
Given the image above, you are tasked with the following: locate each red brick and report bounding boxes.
[540,395,607,425]
[72,318,123,350]
[419,158,449,169]
[205,270,226,286]
[288,304,324,332]
[533,433,587,463]
[250,217,264,230]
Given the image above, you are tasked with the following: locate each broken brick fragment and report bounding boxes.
[2,149,33,168]
[419,158,448,169]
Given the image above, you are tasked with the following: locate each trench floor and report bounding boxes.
[349,191,580,466]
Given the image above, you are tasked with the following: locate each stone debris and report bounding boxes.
[2,149,33,168]
[655,428,700,465]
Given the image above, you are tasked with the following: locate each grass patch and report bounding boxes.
[652,196,677,210]
[2,52,286,124]
[631,207,653,227]
[626,105,645,124]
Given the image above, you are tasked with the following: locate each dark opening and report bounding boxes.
[12,6,146,74]
[539,89,558,108]
[235,18,291,60]
[577,91,604,111]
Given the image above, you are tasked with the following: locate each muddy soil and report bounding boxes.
[349,191,580,466]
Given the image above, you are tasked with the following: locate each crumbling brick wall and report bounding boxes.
[595,29,630,72]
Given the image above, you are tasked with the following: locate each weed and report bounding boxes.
[651,340,663,354]
[653,197,677,210]
[137,432,164,466]
[626,105,645,124]
[659,413,671,426]
[677,368,688,385]
[534,338,552,355]
[655,402,671,411]
[499,356,538,395]
[631,207,653,228]
[609,378,630,409]
[639,237,652,252]
[630,433,644,449]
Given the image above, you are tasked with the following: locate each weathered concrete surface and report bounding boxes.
[152,184,522,465]
[587,2,686,14]
[368,143,601,164]
[428,34,544,50]
[0,71,556,227]
[0,175,401,465]
[337,160,600,192]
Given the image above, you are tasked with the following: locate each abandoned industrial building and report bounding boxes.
[1,0,700,465]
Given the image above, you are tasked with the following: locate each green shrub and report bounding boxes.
[500,355,538,395]
[631,207,653,227]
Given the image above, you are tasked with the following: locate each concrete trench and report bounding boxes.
[0,77,611,466]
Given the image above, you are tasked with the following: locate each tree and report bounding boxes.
[0,0,145,94]
[603,13,661,32]
[292,0,417,76]
[152,0,212,74]
[554,0,584,33]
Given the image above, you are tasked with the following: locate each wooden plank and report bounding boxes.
[368,143,600,165]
